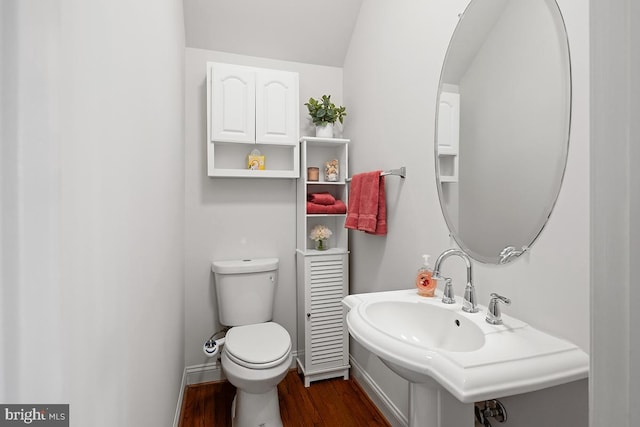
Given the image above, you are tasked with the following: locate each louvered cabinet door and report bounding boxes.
[297,252,350,387]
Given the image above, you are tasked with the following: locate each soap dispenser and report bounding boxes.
[415,254,437,297]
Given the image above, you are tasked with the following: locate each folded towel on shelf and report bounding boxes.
[307,192,336,205]
[344,170,387,235]
[307,200,347,214]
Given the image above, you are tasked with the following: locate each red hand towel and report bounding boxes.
[344,173,365,230]
[308,192,336,205]
[307,200,346,214]
[345,171,387,235]
[367,176,386,235]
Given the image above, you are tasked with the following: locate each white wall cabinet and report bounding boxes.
[437,91,460,183]
[296,137,350,386]
[206,62,300,178]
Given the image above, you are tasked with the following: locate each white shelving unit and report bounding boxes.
[296,136,350,386]
[296,137,349,252]
[206,62,300,178]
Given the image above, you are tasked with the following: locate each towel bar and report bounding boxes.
[346,166,406,182]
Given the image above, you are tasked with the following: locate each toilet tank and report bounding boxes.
[211,258,279,327]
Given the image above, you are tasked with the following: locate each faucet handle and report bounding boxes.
[486,293,511,325]
[490,293,511,305]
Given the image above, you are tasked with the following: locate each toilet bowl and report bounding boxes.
[211,258,292,427]
[221,322,292,427]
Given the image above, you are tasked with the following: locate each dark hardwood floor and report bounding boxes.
[179,370,391,427]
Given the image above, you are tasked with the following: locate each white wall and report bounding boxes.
[0,1,185,426]
[343,0,589,425]
[184,48,344,373]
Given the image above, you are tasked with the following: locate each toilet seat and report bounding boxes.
[225,322,291,370]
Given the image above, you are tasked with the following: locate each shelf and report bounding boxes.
[209,168,300,179]
[297,137,349,252]
[296,248,349,256]
[306,214,347,218]
[437,153,458,182]
[208,141,300,178]
[300,136,350,146]
[438,146,458,156]
[307,181,346,185]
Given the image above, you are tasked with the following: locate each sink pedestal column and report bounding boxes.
[409,380,474,427]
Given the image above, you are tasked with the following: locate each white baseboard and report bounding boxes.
[350,355,408,427]
[185,359,226,385]
[173,367,187,427]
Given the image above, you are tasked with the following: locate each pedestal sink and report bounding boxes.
[343,289,589,427]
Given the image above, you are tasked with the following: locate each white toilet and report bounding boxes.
[211,258,292,427]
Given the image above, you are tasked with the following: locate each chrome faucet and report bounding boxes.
[432,249,479,313]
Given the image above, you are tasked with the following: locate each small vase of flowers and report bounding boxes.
[309,224,332,251]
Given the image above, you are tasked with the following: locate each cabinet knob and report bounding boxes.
[307,313,311,318]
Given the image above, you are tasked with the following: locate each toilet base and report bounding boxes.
[231,387,283,427]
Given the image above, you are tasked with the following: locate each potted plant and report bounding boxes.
[304,95,346,138]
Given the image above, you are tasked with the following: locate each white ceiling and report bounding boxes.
[183,0,364,67]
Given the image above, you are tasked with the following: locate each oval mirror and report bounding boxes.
[435,0,571,264]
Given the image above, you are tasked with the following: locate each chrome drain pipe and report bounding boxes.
[475,399,507,427]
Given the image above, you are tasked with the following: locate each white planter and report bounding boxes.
[315,123,334,138]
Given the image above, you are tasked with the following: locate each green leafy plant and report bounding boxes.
[304,95,347,126]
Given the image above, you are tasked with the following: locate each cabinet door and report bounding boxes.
[437,91,460,182]
[211,64,256,143]
[255,70,299,145]
[305,254,348,369]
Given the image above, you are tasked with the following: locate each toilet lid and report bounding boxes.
[225,322,291,369]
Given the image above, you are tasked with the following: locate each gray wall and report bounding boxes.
[343,0,589,425]
[1,0,185,425]
[590,0,640,426]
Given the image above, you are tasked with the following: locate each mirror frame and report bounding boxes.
[434,0,572,265]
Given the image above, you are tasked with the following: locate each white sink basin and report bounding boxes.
[363,300,485,353]
[344,289,589,404]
